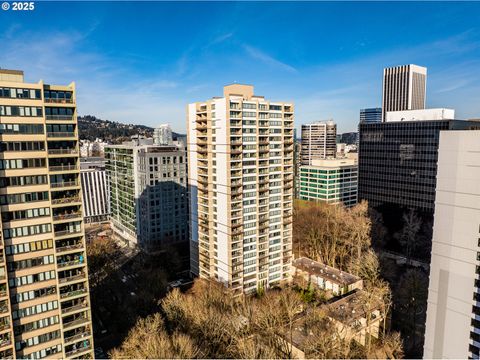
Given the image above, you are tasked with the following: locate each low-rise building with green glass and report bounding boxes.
[299,158,357,207]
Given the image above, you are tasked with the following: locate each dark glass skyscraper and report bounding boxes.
[360,108,382,124]
[359,119,480,212]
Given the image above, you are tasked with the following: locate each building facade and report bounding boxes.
[358,118,480,212]
[187,84,294,293]
[360,108,382,124]
[153,124,173,146]
[80,158,109,224]
[299,158,358,207]
[424,131,480,359]
[0,69,93,359]
[382,64,427,121]
[105,140,188,251]
[300,121,336,165]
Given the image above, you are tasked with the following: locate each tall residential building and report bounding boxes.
[187,84,294,293]
[424,131,480,358]
[300,120,336,165]
[0,69,93,359]
[360,108,382,124]
[153,124,173,146]
[299,158,358,207]
[358,112,480,213]
[105,139,188,252]
[80,158,109,224]
[294,140,302,199]
[382,64,427,121]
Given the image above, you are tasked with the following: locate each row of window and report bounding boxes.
[8,255,55,272]
[0,191,49,205]
[12,285,57,304]
[3,223,52,240]
[5,239,54,255]
[229,103,287,111]
[0,106,43,117]
[23,344,62,360]
[0,141,45,152]
[0,123,44,134]
[0,158,46,170]
[14,315,59,335]
[45,107,74,116]
[0,87,41,99]
[15,330,61,351]
[0,175,48,188]
[12,300,58,320]
[9,270,56,288]
[1,207,50,222]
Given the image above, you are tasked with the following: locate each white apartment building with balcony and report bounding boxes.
[187,84,294,294]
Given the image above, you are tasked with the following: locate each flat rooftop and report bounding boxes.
[293,257,361,287]
[326,289,383,326]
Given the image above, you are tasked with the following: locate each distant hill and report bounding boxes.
[78,115,184,144]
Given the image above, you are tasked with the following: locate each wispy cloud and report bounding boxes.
[243,45,298,74]
[210,32,233,45]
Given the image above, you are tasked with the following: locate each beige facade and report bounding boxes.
[300,121,337,165]
[0,70,93,359]
[187,84,294,294]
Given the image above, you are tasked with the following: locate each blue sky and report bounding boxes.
[1,1,480,133]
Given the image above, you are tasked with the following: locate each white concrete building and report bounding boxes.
[382,64,427,121]
[80,138,108,157]
[424,130,480,358]
[188,84,294,293]
[385,108,455,122]
[80,157,109,224]
[153,124,173,146]
[105,140,188,251]
[300,120,337,165]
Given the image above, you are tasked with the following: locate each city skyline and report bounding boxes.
[1,2,480,133]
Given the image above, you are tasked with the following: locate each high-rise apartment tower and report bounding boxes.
[0,69,93,359]
[382,64,427,121]
[424,131,480,358]
[300,121,336,165]
[187,84,294,294]
[105,138,188,252]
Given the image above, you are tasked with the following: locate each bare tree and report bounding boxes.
[109,313,199,359]
[397,209,422,262]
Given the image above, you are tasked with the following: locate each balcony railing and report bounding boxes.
[46,114,75,121]
[63,316,90,330]
[59,273,86,284]
[64,331,90,345]
[44,98,74,104]
[60,288,87,299]
[51,181,78,188]
[54,229,82,238]
[49,164,77,172]
[62,303,89,315]
[48,149,77,155]
[0,339,11,348]
[51,196,81,205]
[53,212,82,221]
[65,344,92,358]
[47,132,76,138]
[56,243,83,253]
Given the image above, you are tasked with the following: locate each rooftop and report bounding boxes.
[308,158,357,168]
[293,257,361,287]
[326,289,383,326]
[0,68,25,82]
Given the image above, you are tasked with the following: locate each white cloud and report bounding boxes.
[243,44,298,74]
